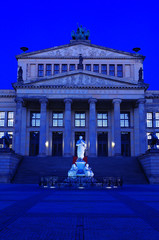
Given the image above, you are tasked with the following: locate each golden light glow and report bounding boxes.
[112,142,115,148]
[45,141,49,148]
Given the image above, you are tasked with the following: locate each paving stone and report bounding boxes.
[0,184,159,240]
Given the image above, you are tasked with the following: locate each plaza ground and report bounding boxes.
[0,184,159,239]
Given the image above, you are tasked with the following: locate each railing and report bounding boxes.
[39,176,123,189]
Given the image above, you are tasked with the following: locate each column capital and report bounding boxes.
[137,98,146,105]
[15,97,23,104]
[39,97,48,104]
[112,98,122,104]
[88,98,97,104]
[64,98,72,104]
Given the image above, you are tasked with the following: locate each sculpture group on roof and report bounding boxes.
[71,25,90,40]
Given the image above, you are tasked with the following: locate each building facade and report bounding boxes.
[0,30,159,158]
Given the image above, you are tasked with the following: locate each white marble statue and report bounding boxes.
[76,136,86,160]
[84,164,94,177]
[68,164,78,177]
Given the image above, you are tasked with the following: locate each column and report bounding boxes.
[89,98,97,156]
[113,99,122,156]
[14,97,23,154]
[137,99,146,154]
[64,99,72,156]
[39,97,48,156]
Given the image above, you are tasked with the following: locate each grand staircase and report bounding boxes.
[12,156,148,184]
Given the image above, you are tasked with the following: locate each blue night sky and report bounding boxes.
[1,0,158,90]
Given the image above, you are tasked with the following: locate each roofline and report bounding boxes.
[16,41,145,60]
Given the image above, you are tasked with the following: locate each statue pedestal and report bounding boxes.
[139,149,159,183]
[76,160,86,176]
[68,158,94,178]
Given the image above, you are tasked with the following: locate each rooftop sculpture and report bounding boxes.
[71,25,90,40]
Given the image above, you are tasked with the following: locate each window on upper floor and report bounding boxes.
[70,64,75,71]
[54,64,59,74]
[75,112,85,127]
[38,64,44,77]
[62,64,67,73]
[85,64,91,71]
[7,112,14,127]
[0,112,5,127]
[46,64,52,76]
[30,112,40,127]
[53,112,64,127]
[97,113,108,127]
[109,64,115,76]
[155,113,159,127]
[147,113,153,128]
[101,65,107,75]
[93,64,99,73]
[120,112,130,127]
[117,65,123,77]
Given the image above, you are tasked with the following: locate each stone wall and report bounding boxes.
[0,150,22,183]
[138,150,159,183]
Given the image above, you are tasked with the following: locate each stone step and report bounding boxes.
[13,156,148,184]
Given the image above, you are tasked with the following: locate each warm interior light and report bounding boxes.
[45,141,49,148]
[112,142,115,148]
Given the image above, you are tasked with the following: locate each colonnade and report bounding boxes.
[14,97,147,156]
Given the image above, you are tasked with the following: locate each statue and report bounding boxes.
[149,132,158,149]
[1,132,10,149]
[138,67,144,83]
[71,25,90,40]
[67,136,94,178]
[18,66,23,82]
[76,136,86,160]
[78,54,83,70]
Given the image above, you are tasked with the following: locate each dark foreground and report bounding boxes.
[0,184,159,240]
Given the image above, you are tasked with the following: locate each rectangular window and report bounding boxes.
[75,112,85,127]
[120,112,130,127]
[30,112,40,127]
[117,65,123,77]
[70,64,75,71]
[53,112,64,127]
[0,112,5,126]
[97,113,108,127]
[62,64,67,73]
[54,64,59,74]
[38,64,44,77]
[85,64,91,71]
[147,113,153,128]
[46,64,52,76]
[101,65,107,74]
[7,112,14,127]
[93,64,99,73]
[155,113,159,127]
[109,64,115,76]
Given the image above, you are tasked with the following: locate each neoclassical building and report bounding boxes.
[0,28,159,159]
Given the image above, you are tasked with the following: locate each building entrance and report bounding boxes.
[121,132,131,156]
[52,132,63,156]
[75,132,85,156]
[29,131,39,156]
[97,132,108,156]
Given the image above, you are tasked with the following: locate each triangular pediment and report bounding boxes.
[22,71,138,88]
[16,42,144,59]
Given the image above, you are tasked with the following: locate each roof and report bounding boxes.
[16,41,145,59]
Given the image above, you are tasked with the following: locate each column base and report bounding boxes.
[64,153,72,157]
[38,153,47,157]
[88,153,96,157]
